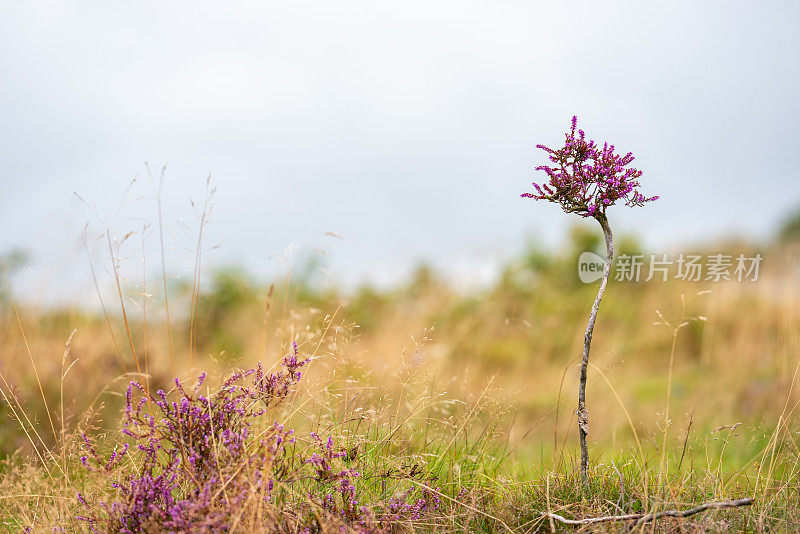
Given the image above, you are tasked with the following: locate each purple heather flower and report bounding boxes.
[76,343,443,532]
[522,115,657,219]
[522,116,658,483]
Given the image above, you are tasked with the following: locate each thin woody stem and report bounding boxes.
[578,214,613,483]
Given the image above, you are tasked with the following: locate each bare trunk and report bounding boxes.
[578,214,613,483]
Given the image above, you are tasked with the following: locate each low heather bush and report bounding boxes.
[77,342,440,533]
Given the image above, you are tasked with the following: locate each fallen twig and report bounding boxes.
[543,497,753,527]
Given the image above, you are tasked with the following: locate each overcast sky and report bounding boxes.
[1,1,799,302]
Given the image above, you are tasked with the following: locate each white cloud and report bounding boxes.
[1,1,799,303]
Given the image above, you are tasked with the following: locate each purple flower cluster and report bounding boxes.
[522,116,657,218]
[300,432,440,531]
[306,431,363,522]
[78,344,307,532]
[76,342,441,533]
[384,487,441,522]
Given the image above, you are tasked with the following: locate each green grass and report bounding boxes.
[2,230,799,531]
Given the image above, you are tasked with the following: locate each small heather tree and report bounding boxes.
[522,116,657,482]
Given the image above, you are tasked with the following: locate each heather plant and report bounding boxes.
[522,116,657,483]
[76,342,441,533]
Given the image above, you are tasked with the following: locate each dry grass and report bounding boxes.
[1,218,799,531]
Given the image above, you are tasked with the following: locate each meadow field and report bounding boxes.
[1,221,800,532]
[2,0,799,531]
